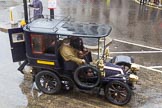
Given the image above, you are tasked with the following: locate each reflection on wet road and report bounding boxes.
[56,0,162,69]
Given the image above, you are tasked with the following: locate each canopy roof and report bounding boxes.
[24,17,112,38]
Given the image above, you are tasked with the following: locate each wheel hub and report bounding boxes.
[114,92,118,96]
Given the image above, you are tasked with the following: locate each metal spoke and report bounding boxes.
[109,88,116,92]
[119,92,127,97]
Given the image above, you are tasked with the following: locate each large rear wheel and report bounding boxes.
[35,70,61,94]
[104,81,132,106]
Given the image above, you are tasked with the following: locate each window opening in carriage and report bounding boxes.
[31,34,44,54]
[12,33,25,43]
[30,34,57,55]
[44,35,57,54]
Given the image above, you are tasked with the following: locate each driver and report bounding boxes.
[69,36,92,63]
[60,38,86,65]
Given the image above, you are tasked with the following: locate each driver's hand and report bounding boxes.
[82,59,86,64]
[79,51,83,54]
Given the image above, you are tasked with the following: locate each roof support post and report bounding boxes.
[50,9,54,19]
[23,0,28,23]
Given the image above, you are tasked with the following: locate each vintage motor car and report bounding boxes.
[8,16,139,106]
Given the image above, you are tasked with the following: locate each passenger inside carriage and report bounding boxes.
[44,40,56,54]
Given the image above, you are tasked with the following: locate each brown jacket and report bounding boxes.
[60,44,83,65]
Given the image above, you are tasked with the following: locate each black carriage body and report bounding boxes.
[8,18,134,105]
[8,18,112,71]
[24,32,61,70]
[8,28,26,62]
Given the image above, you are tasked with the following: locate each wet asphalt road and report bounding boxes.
[1,0,162,108]
[43,0,162,67]
[0,31,27,108]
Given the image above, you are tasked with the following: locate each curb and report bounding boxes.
[0,23,19,33]
[134,0,162,10]
[0,24,10,33]
[0,27,8,33]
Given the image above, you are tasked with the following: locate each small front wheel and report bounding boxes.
[35,70,61,94]
[74,65,101,89]
[104,81,132,106]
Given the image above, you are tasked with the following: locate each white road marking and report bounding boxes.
[114,39,162,51]
[93,39,162,73]
[134,64,162,73]
[110,50,162,54]
[148,66,162,69]
[112,39,162,72]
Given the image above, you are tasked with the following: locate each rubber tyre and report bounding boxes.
[104,81,132,106]
[74,65,101,89]
[35,70,61,94]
